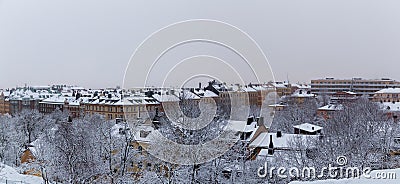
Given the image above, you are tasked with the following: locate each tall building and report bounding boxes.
[311,78,400,98]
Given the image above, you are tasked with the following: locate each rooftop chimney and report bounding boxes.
[268,135,274,155]
[247,116,253,125]
[277,131,282,138]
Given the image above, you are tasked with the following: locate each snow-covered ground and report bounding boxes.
[290,168,400,184]
[0,164,43,184]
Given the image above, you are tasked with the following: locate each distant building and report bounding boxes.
[317,104,343,119]
[204,80,275,109]
[287,88,315,104]
[378,102,400,121]
[373,88,400,103]
[311,78,400,98]
[39,95,85,117]
[0,91,10,115]
[330,91,359,104]
[293,123,323,135]
[270,81,292,97]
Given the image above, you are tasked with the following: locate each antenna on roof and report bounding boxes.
[286,73,290,84]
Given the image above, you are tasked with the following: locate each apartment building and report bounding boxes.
[39,95,86,117]
[85,96,160,120]
[0,91,10,115]
[311,78,400,98]
[373,88,400,103]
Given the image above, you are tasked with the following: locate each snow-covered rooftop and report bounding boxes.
[293,123,323,133]
[227,120,258,133]
[291,89,315,98]
[376,88,400,94]
[318,104,344,111]
[380,102,400,112]
[0,164,43,184]
[152,94,180,102]
[249,132,318,149]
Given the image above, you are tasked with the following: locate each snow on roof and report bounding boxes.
[380,102,400,112]
[376,88,400,94]
[125,96,160,105]
[40,95,70,104]
[112,99,138,106]
[152,94,179,102]
[131,125,155,143]
[293,123,323,132]
[243,86,257,92]
[0,91,10,97]
[272,83,287,88]
[291,83,311,89]
[291,89,315,98]
[249,132,318,149]
[203,90,218,97]
[227,120,258,133]
[251,85,266,91]
[258,148,269,157]
[345,91,357,95]
[0,164,43,184]
[268,104,287,107]
[179,90,200,99]
[318,104,344,111]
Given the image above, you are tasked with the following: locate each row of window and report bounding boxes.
[85,105,156,112]
[312,81,396,85]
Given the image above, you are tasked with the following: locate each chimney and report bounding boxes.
[312,127,315,131]
[268,135,274,155]
[247,117,252,125]
[199,82,202,89]
[277,131,282,138]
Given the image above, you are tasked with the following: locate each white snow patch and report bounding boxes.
[0,164,43,184]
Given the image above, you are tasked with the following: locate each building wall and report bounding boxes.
[9,99,40,115]
[373,92,400,103]
[311,78,400,98]
[84,103,159,120]
[0,94,10,115]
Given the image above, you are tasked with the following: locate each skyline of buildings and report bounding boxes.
[1,77,400,121]
[2,76,400,90]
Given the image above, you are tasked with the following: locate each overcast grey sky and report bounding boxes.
[1,0,400,89]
